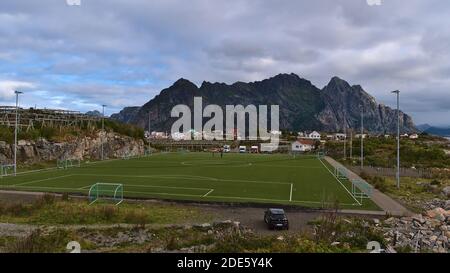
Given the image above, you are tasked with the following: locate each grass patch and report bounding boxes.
[2,152,380,210]
[0,197,211,225]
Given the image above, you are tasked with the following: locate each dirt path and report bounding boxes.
[324,156,412,216]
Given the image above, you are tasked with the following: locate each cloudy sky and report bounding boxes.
[0,0,449,125]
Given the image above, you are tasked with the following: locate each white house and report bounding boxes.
[409,134,419,139]
[291,139,315,152]
[334,133,347,140]
[355,134,368,139]
[171,132,189,141]
[307,131,321,140]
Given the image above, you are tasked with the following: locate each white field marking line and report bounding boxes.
[254,164,322,169]
[74,173,292,185]
[13,166,59,176]
[76,173,216,181]
[79,183,212,192]
[203,189,214,197]
[11,174,74,187]
[318,158,362,206]
[204,194,359,206]
[181,161,252,168]
[290,183,293,202]
[12,185,87,192]
[123,190,204,198]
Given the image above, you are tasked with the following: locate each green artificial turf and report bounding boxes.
[0,152,379,210]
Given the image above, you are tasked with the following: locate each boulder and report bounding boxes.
[426,208,447,221]
[442,186,450,198]
[412,215,426,225]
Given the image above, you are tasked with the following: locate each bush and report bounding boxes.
[124,210,149,228]
[6,229,72,253]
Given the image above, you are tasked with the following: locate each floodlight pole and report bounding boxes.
[350,129,353,159]
[392,90,401,189]
[343,113,347,160]
[148,112,151,152]
[101,105,107,161]
[360,106,364,170]
[14,91,23,176]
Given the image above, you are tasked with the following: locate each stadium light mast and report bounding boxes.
[392,90,401,189]
[360,105,364,170]
[101,105,107,161]
[350,129,353,159]
[343,113,347,160]
[14,91,23,176]
[148,112,151,152]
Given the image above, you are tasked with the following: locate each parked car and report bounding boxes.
[239,146,247,153]
[264,208,289,230]
[223,145,231,153]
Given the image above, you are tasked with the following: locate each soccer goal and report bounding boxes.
[57,159,81,169]
[351,179,374,202]
[122,153,131,160]
[0,164,15,177]
[144,149,152,157]
[317,152,325,159]
[334,167,348,180]
[88,183,124,205]
[177,148,190,154]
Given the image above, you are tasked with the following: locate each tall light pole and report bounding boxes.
[101,104,107,160]
[360,106,364,170]
[392,90,401,189]
[14,91,23,176]
[148,112,151,152]
[350,129,353,159]
[343,113,347,160]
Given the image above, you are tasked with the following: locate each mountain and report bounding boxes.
[111,73,417,134]
[110,107,141,123]
[421,126,450,137]
[85,110,102,117]
[417,124,432,132]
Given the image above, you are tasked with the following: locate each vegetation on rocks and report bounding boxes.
[325,134,450,170]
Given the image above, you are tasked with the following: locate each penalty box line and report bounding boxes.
[10,174,75,187]
[73,173,293,186]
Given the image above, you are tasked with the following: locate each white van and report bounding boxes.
[239,146,247,153]
[223,145,231,153]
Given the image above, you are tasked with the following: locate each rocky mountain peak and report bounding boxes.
[111,74,417,134]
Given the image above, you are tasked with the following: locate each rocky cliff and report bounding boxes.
[0,132,144,165]
[111,73,417,134]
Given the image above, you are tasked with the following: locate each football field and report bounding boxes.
[0,153,379,210]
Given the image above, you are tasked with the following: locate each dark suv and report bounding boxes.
[264,208,289,230]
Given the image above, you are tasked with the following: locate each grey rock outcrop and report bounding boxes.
[0,132,144,165]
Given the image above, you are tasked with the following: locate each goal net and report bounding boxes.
[317,152,325,159]
[334,167,349,180]
[88,183,124,205]
[0,164,14,177]
[57,159,81,169]
[122,152,133,160]
[351,179,374,201]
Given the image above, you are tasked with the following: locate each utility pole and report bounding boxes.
[148,112,151,152]
[360,106,364,170]
[101,105,107,160]
[14,91,23,176]
[343,114,347,160]
[392,90,401,189]
[350,129,353,159]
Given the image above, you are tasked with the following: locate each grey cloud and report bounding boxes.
[0,0,450,124]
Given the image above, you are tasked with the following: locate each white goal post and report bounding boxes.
[88,183,124,205]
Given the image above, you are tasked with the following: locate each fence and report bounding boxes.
[348,165,433,179]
